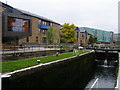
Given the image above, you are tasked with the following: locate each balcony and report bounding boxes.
[38,25,50,29]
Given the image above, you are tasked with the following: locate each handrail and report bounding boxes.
[89,78,99,90]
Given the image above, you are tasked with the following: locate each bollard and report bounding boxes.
[56,52,59,56]
[37,60,41,64]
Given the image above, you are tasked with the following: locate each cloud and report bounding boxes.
[1,0,119,33]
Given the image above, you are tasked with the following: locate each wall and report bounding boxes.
[0,5,2,49]
[19,18,60,45]
[2,52,95,89]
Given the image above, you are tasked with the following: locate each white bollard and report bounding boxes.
[37,60,41,64]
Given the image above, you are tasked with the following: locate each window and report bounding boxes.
[38,20,41,24]
[76,32,79,40]
[42,30,46,34]
[26,37,29,42]
[42,21,46,25]
[50,23,53,26]
[8,17,30,32]
[38,29,41,34]
[42,21,44,25]
[82,33,84,39]
[44,22,46,25]
[42,37,46,44]
[36,37,38,43]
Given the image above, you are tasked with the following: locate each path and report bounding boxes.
[0,47,61,55]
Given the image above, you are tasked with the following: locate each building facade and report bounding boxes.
[1,2,60,46]
[79,27,113,43]
[75,27,88,46]
[79,27,114,47]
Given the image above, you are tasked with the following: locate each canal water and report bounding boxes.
[85,60,117,89]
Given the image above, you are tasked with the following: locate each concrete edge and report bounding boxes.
[1,50,95,77]
[115,53,120,89]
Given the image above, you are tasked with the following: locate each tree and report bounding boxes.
[60,23,76,43]
[88,35,97,47]
[46,27,60,44]
[46,27,53,44]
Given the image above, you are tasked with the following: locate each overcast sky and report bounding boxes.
[1,0,119,33]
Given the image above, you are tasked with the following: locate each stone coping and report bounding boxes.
[1,50,94,77]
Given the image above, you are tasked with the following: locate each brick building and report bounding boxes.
[1,2,60,46]
[75,27,88,46]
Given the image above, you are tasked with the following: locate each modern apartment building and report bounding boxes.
[1,2,60,46]
[79,27,113,43]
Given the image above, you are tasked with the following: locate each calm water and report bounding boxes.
[85,66,116,88]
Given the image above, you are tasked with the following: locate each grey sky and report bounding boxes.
[1,0,119,33]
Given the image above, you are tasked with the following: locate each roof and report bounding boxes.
[79,29,86,33]
[15,8,60,25]
[0,1,60,25]
[79,27,112,33]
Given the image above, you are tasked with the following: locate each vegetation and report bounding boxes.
[2,50,89,73]
[46,27,53,44]
[60,23,76,43]
[46,27,60,44]
[88,35,97,47]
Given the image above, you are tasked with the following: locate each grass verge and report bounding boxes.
[2,50,89,73]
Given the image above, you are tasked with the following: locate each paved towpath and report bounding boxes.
[0,47,61,55]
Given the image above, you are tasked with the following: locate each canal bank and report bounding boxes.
[115,53,120,89]
[2,51,95,89]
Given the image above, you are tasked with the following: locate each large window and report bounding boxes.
[42,37,46,44]
[8,17,30,32]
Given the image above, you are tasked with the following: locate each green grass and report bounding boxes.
[2,50,89,73]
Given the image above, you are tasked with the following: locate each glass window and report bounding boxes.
[50,23,53,26]
[42,30,46,34]
[8,17,30,32]
[42,37,46,44]
[38,20,41,24]
[26,37,29,42]
[36,37,38,43]
[44,22,46,25]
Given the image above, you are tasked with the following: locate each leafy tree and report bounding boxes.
[60,23,76,43]
[88,35,97,47]
[53,27,60,44]
[46,27,60,44]
[46,27,53,44]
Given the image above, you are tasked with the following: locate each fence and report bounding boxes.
[2,44,75,61]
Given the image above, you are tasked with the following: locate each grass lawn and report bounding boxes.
[2,50,89,73]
